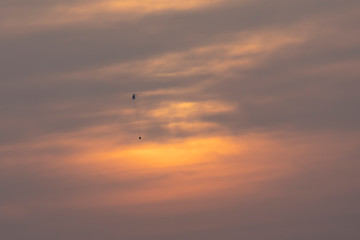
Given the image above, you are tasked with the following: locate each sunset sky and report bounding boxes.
[1,0,360,239]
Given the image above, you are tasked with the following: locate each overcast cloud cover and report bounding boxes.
[1,0,360,239]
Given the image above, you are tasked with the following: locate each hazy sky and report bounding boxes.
[1,0,360,239]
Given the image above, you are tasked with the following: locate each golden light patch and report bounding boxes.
[106,0,222,13]
[108,136,241,168]
[9,131,352,215]
[166,121,217,132]
[15,133,304,212]
[1,0,223,37]
[147,100,235,133]
[52,0,219,23]
[149,101,235,119]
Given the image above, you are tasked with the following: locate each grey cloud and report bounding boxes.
[2,0,359,80]
[1,1,360,238]
[0,72,203,145]
[200,12,360,133]
[3,24,360,144]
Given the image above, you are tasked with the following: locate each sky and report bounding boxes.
[1,0,360,239]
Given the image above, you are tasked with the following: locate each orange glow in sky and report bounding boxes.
[1,0,360,238]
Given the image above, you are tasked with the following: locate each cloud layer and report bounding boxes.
[1,0,360,239]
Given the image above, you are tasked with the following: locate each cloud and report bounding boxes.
[1,132,359,239]
[1,0,360,239]
[1,4,359,145]
[1,0,226,38]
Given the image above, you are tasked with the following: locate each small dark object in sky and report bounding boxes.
[132,93,142,140]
